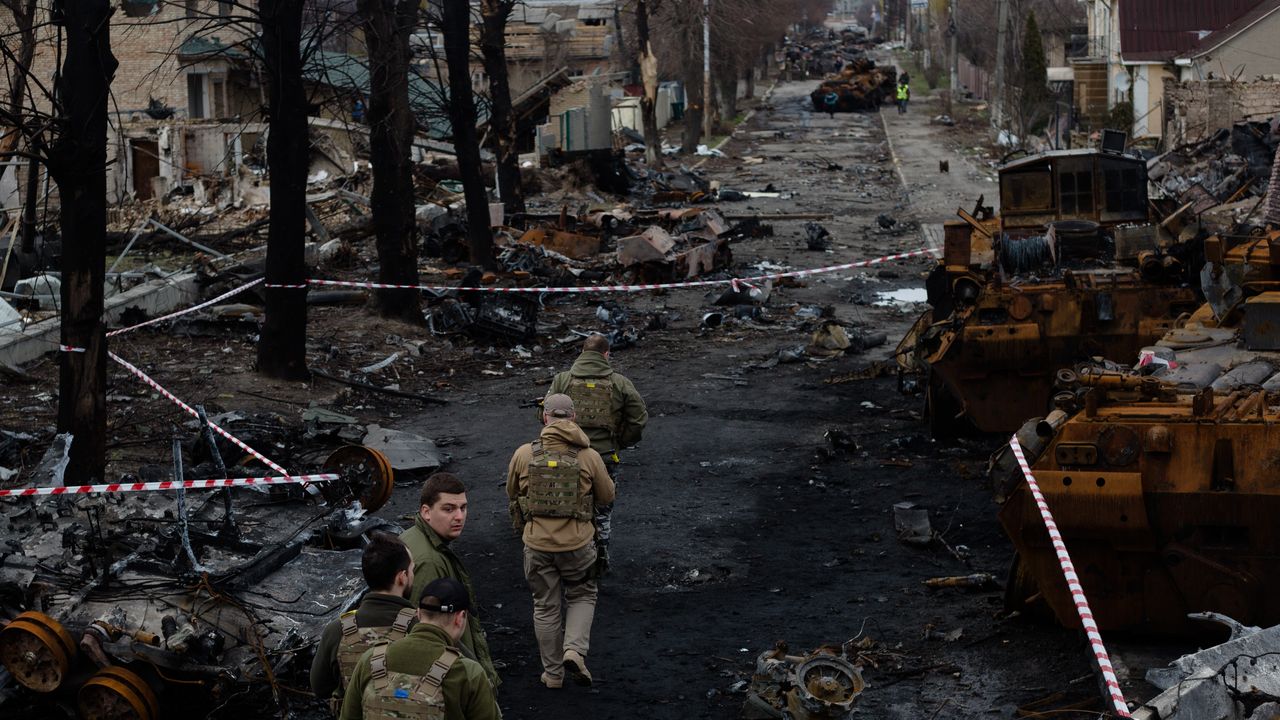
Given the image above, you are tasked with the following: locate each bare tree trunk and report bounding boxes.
[258,0,310,380]
[360,0,422,323]
[718,58,738,126]
[46,0,118,483]
[636,0,662,166]
[442,0,494,268]
[480,0,524,215]
[744,61,755,99]
[681,20,705,153]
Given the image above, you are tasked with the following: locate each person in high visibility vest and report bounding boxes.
[896,83,910,114]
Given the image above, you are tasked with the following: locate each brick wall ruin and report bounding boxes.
[1164,78,1280,147]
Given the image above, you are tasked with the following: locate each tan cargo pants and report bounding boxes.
[522,543,598,679]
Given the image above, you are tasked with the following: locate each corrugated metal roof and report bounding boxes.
[1119,0,1262,62]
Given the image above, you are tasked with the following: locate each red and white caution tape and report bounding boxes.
[1009,435,1130,718]
[264,247,941,294]
[109,351,291,477]
[0,473,338,498]
[107,278,264,338]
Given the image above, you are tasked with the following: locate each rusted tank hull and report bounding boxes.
[1001,409,1280,635]
[918,284,1200,433]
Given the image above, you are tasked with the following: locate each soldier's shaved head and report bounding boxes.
[583,334,610,354]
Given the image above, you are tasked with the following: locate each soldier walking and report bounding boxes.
[508,394,616,688]
[546,334,645,573]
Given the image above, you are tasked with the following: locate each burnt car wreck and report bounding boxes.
[0,421,396,720]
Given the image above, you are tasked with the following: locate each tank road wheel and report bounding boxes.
[78,666,160,720]
[321,445,395,512]
[0,611,77,692]
[1003,552,1051,620]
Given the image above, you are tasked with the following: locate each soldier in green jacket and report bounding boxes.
[546,334,647,572]
[400,473,498,689]
[311,532,417,711]
[339,577,499,720]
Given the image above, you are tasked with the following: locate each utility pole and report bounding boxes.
[992,0,1010,129]
[948,0,958,100]
[703,0,712,141]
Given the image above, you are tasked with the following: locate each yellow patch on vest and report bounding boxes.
[547,460,558,467]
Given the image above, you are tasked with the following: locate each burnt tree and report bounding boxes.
[44,0,118,482]
[257,0,311,379]
[441,0,495,268]
[359,0,422,322]
[479,0,524,215]
[635,0,663,166]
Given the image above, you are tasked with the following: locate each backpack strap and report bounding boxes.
[390,607,416,635]
[339,614,358,637]
[370,645,389,680]
[423,649,460,694]
[530,440,543,462]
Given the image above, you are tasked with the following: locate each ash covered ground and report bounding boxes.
[2,79,1108,719]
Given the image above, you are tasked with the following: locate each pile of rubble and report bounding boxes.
[1149,117,1279,231]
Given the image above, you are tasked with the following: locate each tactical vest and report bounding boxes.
[361,644,458,720]
[566,376,616,434]
[336,607,417,690]
[526,441,593,521]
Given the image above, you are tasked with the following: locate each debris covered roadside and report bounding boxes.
[0,64,1126,719]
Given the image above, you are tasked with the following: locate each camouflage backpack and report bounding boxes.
[566,376,616,433]
[361,644,458,720]
[336,607,416,689]
[526,441,593,521]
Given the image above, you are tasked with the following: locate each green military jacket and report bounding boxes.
[338,623,499,720]
[310,592,416,702]
[547,351,648,454]
[400,516,498,688]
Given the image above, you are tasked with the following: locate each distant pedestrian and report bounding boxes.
[352,98,365,123]
[508,394,616,689]
[896,82,910,114]
[824,91,839,119]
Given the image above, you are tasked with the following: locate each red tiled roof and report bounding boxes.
[1119,0,1262,62]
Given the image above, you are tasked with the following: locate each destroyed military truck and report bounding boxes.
[809,57,897,112]
[897,148,1203,436]
[991,229,1280,636]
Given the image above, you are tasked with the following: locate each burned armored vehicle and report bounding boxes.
[0,424,401,720]
[992,230,1280,635]
[898,149,1202,435]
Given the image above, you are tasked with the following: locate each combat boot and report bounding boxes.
[563,649,592,687]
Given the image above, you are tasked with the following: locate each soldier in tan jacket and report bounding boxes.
[506,393,615,689]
